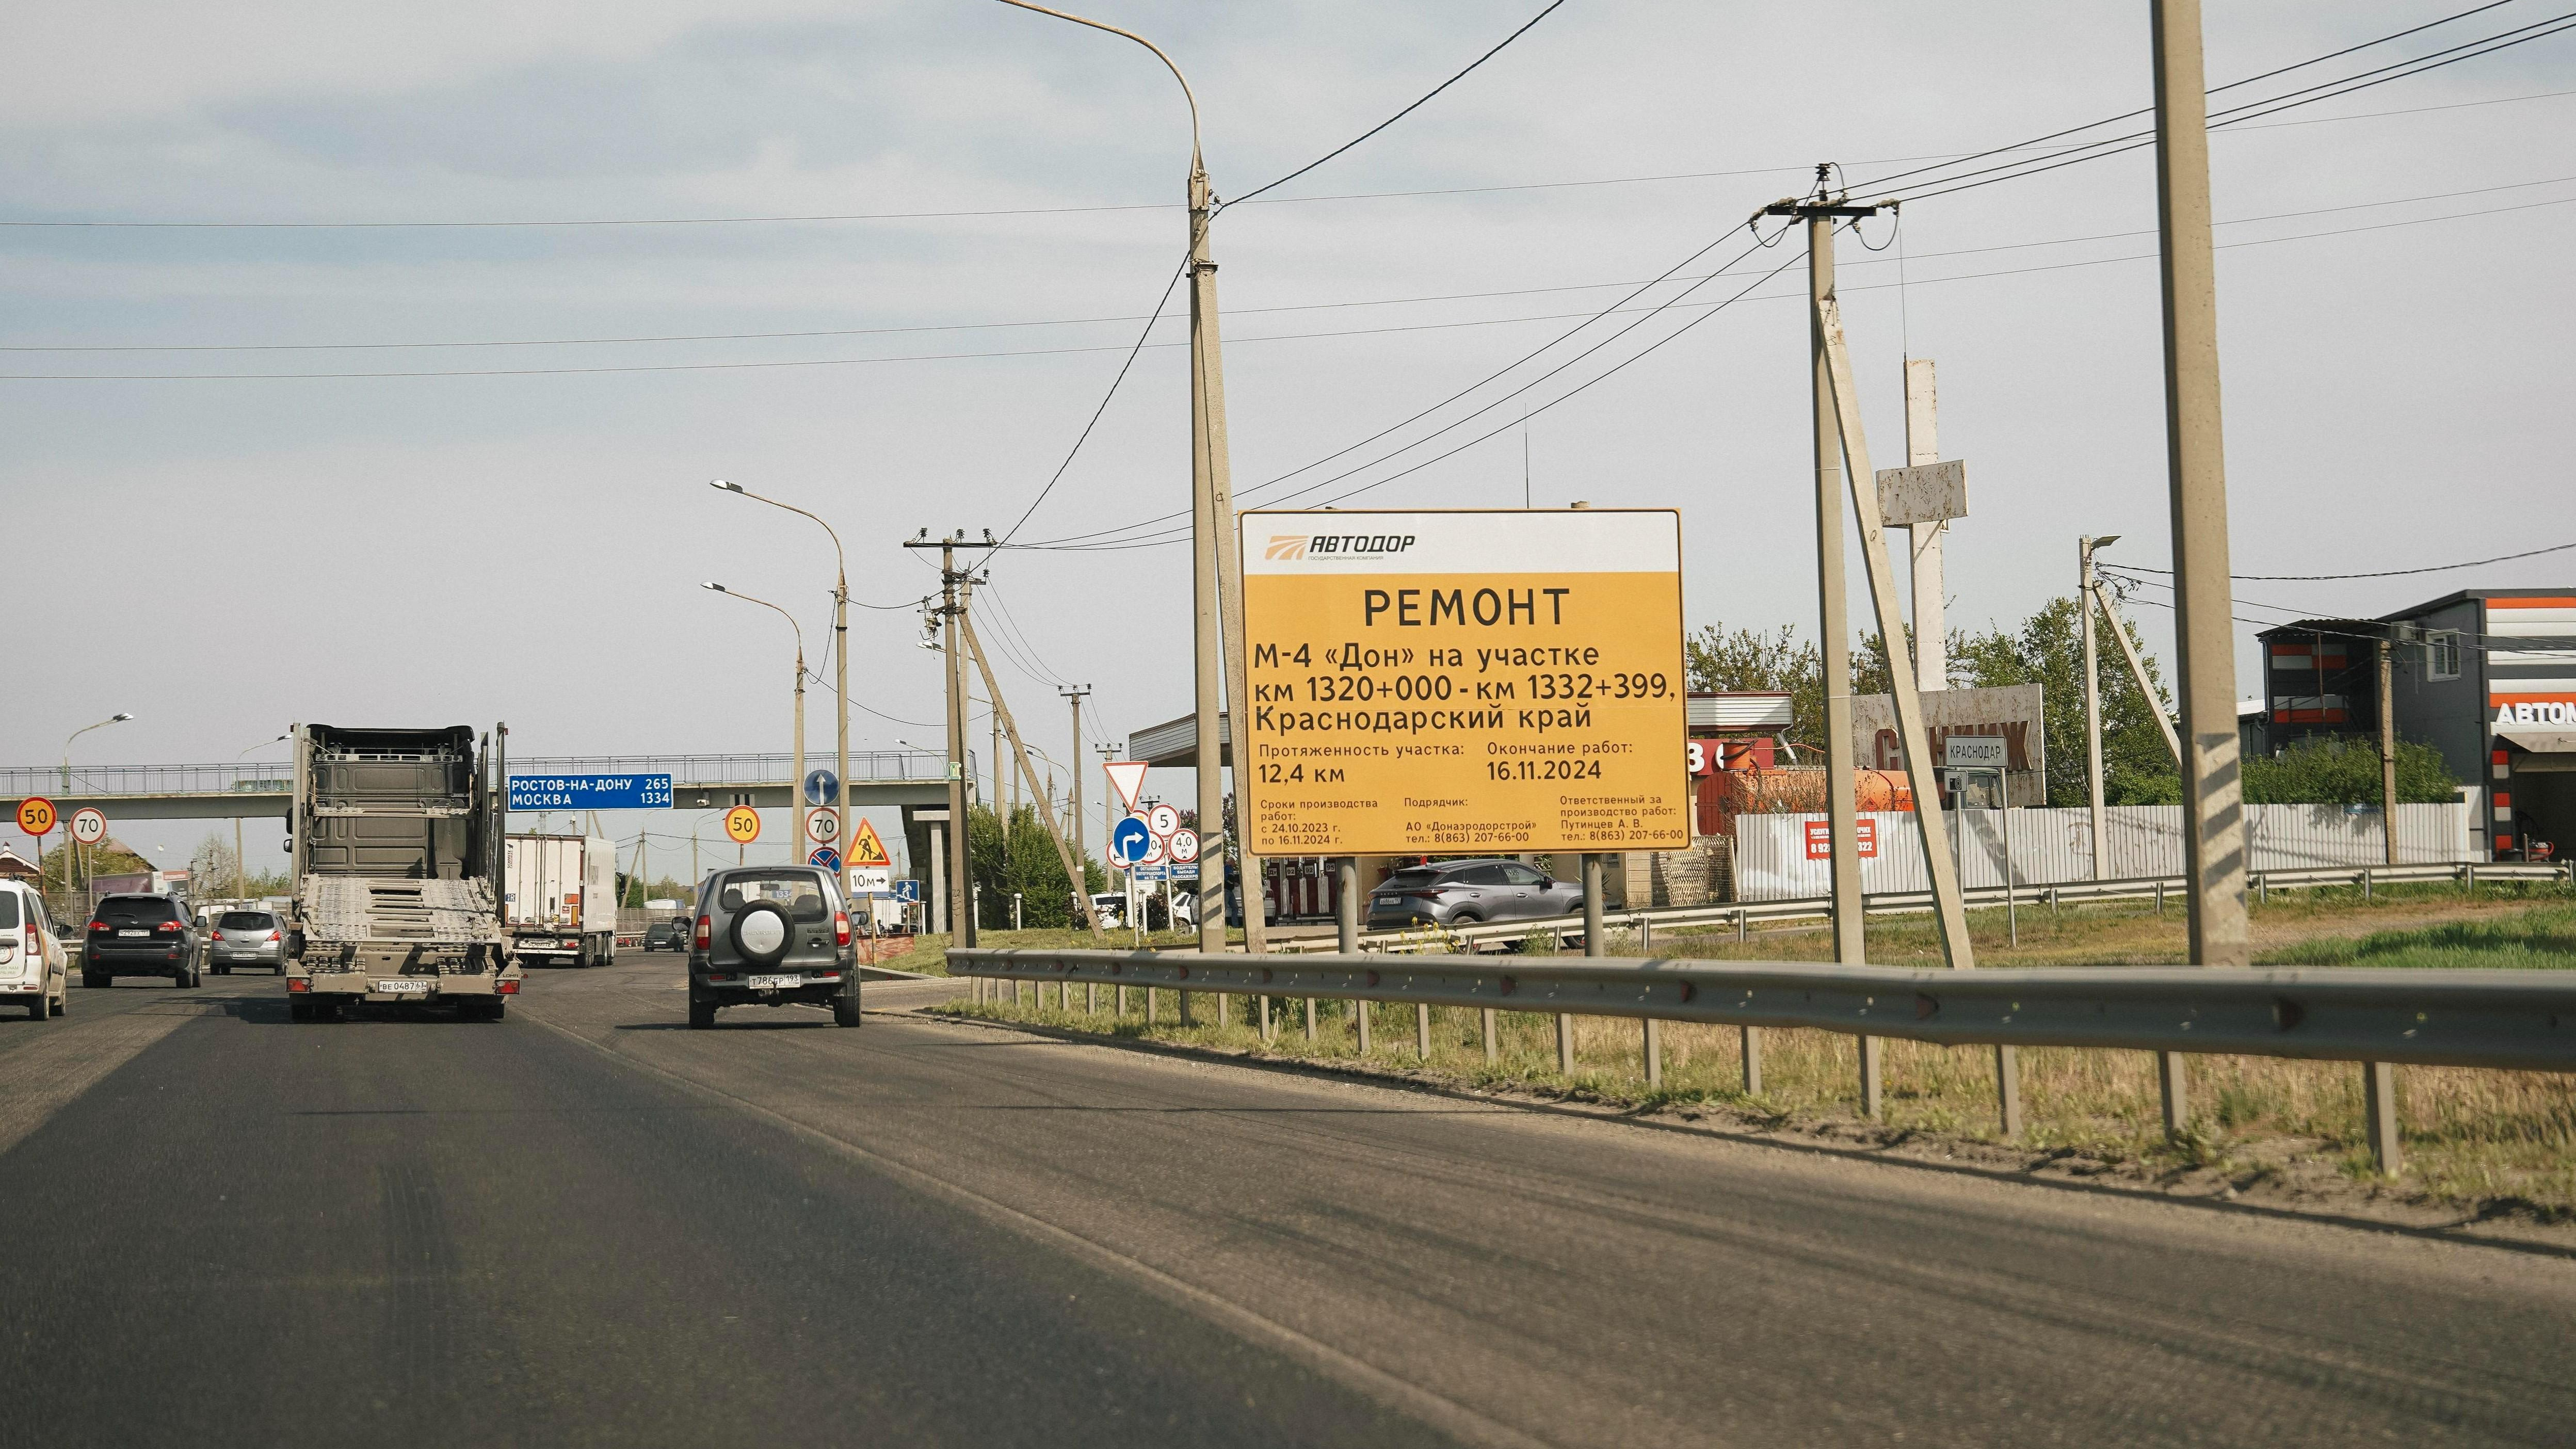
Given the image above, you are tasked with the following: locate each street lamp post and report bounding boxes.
[61,712,134,791]
[712,480,851,887]
[61,712,133,905]
[704,583,806,866]
[991,0,1257,955]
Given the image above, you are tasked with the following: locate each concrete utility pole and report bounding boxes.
[1904,359,1946,693]
[904,531,991,946]
[2081,536,2117,881]
[1766,176,1876,965]
[987,1,1241,954]
[2378,638,2400,865]
[1061,686,1091,896]
[2152,0,2248,1153]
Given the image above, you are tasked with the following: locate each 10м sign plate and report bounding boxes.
[1238,508,1688,855]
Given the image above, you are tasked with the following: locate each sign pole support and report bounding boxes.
[961,616,1106,939]
[1817,293,1976,972]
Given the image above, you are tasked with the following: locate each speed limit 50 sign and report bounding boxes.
[15,797,57,837]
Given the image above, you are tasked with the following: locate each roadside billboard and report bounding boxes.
[1237,508,1688,856]
[1851,682,2046,807]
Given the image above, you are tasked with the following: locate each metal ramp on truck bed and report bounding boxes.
[302,876,501,946]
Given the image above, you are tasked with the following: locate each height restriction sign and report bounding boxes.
[1237,509,1688,856]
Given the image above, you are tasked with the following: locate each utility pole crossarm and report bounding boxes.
[1815,293,1977,970]
[961,616,1106,939]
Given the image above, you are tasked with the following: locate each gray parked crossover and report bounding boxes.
[1366,858,1583,929]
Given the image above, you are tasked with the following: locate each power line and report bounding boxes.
[1220,0,1567,211]
[994,255,1188,545]
[21,171,2570,357]
[2107,539,2576,582]
[1852,0,2526,195]
[1020,220,1790,549]
[1877,10,2576,206]
[1023,234,1810,552]
[8,187,2562,382]
[12,84,2565,235]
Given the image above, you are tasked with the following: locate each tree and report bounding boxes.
[967,802,1107,931]
[2243,737,2457,804]
[1686,621,1945,759]
[1952,597,2180,807]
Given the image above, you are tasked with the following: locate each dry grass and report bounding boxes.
[937,887,2576,1214]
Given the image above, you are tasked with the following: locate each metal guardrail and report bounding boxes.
[0,762,293,798]
[1275,861,2576,955]
[951,948,2576,1074]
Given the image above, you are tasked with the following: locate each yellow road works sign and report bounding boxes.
[846,817,893,867]
[723,806,762,845]
[1238,509,1687,856]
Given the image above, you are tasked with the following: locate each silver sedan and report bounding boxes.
[210,910,287,975]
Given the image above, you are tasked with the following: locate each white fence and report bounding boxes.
[1734,803,2473,901]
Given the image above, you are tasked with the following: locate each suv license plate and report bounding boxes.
[375,979,433,995]
[748,974,799,990]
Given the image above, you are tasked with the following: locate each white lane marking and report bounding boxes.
[519,1008,1552,1449]
[0,1003,217,1158]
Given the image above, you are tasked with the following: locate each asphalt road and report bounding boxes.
[2,950,2571,1447]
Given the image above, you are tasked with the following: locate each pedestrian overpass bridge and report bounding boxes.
[4,751,955,823]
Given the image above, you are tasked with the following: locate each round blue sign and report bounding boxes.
[808,846,842,872]
[1108,815,1152,868]
[804,768,841,806]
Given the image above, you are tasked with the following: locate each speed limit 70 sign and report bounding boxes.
[15,797,57,837]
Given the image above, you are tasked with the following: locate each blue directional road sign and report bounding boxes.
[508,773,673,811]
[809,846,842,873]
[1109,815,1152,868]
[804,768,840,806]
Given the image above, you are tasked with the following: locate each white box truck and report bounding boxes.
[504,833,619,968]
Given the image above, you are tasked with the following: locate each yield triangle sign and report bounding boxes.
[1102,760,1149,814]
[846,817,893,867]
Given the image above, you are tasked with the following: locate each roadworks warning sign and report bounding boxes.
[1237,508,1688,856]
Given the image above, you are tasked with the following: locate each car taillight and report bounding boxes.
[155,921,182,933]
[834,911,850,947]
[498,979,520,995]
[695,915,711,950]
[211,930,225,942]
[89,921,107,933]
[266,930,282,943]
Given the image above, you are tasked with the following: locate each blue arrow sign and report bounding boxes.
[808,846,842,873]
[1109,815,1151,867]
[804,768,840,806]
[508,774,673,811]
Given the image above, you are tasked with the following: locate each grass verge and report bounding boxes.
[930,893,2576,1218]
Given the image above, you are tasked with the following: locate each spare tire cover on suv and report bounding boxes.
[730,899,793,965]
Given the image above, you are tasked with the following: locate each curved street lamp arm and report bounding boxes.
[728,485,848,591]
[703,585,807,666]
[989,0,1203,169]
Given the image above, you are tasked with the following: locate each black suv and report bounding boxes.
[687,866,859,1028]
[644,921,686,952]
[84,893,203,988]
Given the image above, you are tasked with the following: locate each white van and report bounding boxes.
[0,881,69,1020]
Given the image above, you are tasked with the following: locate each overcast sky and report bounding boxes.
[7,1,2572,873]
